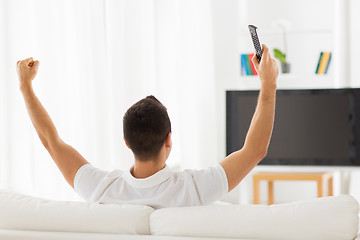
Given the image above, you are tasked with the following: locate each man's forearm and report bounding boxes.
[21,85,60,149]
[243,84,276,158]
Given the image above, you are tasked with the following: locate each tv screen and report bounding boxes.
[226,89,360,166]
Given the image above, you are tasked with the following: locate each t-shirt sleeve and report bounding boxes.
[186,163,229,205]
[74,164,112,202]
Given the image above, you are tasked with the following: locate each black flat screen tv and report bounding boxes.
[226,89,360,166]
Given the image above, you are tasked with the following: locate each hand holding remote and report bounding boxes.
[252,44,278,89]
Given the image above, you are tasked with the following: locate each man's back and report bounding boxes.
[75,164,228,209]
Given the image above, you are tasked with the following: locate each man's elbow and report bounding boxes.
[248,148,268,163]
[41,136,63,153]
[243,145,268,161]
[257,149,268,161]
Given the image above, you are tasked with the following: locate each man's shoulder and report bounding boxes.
[107,168,124,178]
[82,164,124,180]
[171,164,225,179]
[178,164,225,175]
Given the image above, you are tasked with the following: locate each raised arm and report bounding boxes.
[17,58,88,188]
[220,44,278,191]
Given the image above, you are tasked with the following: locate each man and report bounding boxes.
[16,44,278,209]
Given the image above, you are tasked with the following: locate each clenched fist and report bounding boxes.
[16,57,40,89]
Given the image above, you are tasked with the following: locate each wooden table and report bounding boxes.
[253,172,333,205]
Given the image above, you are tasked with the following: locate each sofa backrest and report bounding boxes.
[0,190,154,235]
[150,195,359,240]
[0,190,358,240]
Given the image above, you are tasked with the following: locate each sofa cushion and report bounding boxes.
[0,190,154,235]
[150,195,359,240]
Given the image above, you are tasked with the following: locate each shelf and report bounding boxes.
[235,74,334,90]
[240,73,332,80]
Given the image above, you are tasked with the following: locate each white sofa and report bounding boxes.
[0,190,359,240]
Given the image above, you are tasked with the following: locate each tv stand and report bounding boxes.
[253,172,333,205]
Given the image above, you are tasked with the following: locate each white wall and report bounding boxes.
[212,0,360,204]
[350,0,360,88]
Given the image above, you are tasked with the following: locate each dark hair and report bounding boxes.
[123,96,171,161]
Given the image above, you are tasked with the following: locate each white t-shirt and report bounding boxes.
[74,163,228,209]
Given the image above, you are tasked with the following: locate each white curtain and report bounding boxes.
[0,0,219,200]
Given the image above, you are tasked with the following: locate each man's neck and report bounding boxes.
[131,159,166,179]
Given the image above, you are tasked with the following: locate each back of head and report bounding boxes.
[123,96,171,161]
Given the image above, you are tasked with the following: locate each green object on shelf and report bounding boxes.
[273,48,286,63]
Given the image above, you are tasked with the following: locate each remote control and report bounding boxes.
[248,25,263,63]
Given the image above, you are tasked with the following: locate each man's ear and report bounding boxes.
[124,137,131,149]
[165,132,172,149]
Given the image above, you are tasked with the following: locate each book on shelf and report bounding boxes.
[248,53,257,75]
[241,53,258,76]
[316,52,331,74]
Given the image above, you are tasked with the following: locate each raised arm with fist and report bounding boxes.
[16,57,89,188]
